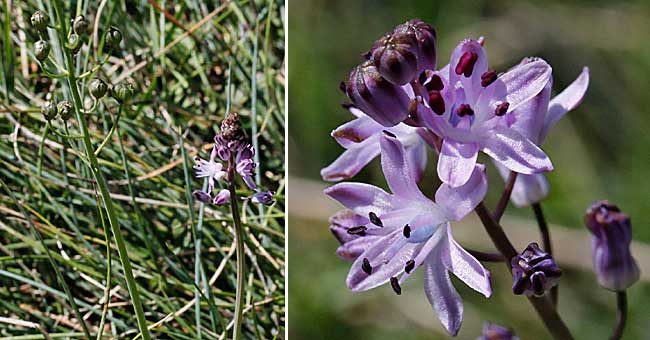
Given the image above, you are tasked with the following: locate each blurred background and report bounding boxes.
[288,0,650,339]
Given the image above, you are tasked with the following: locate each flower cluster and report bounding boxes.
[322,18,591,336]
[193,112,274,206]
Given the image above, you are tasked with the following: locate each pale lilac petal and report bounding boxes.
[494,161,549,207]
[243,175,257,190]
[437,139,479,187]
[441,224,492,297]
[541,66,590,141]
[435,164,488,221]
[321,136,381,181]
[329,209,370,244]
[448,39,488,104]
[483,59,552,114]
[331,116,383,148]
[506,77,552,144]
[336,236,381,261]
[380,133,428,200]
[423,256,464,336]
[481,125,553,174]
[325,182,393,216]
[406,138,428,182]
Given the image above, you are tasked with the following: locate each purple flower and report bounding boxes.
[321,105,428,182]
[477,323,518,340]
[251,191,275,205]
[585,201,639,291]
[192,190,212,204]
[494,63,589,206]
[325,132,491,335]
[193,147,227,194]
[511,243,561,297]
[418,39,554,187]
[213,189,231,206]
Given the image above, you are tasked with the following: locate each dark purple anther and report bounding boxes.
[478,323,517,340]
[494,102,510,116]
[428,90,445,115]
[585,201,639,291]
[369,211,383,227]
[339,81,347,94]
[390,277,402,295]
[511,242,561,297]
[347,60,411,127]
[347,226,368,236]
[192,190,212,204]
[403,224,411,238]
[456,104,474,117]
[362,258,373,275]
[426,74,444,91]
[455,51,478,77]
[481,70,498,87]
[405,260,415,274]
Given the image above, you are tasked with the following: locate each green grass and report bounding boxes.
[0,1,285,339]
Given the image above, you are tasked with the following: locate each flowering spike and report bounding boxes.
[585,201,639,291]
[511,242,561,297]
[455,51,478,77]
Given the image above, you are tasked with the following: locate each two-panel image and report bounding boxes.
[0,0,648,339]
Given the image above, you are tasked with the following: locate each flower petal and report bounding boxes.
[494,161,549,207]
[320,136,381,181]
[437,139,479,187]
[336,236,382,261]
[423,255,464,336]
[441,223,492,297]
[484,59,552,114]
[324,182,393,216]
[380,132,428,201]
[329,209,370,244]
[331,116,383,148]
[435,164,488,221]
[505,76,552,144]
[481,125,553,174]
[448,39,488,104]
[541,66,590,141]
[406,138,428,183]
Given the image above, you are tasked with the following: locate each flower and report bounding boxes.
[418,39,554,187]
[320,104,429,182]
[494,63,589,207]
[213,189,231,206]
[585,201,639,291]
[192,190,212,204]
[251,191,275,205]
[325,132,491,335]
[235,144,257,190]
[511,243,561,297]
[193,147,227,194]
[477,323,518,340]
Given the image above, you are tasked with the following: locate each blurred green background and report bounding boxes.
[288,0,650,339]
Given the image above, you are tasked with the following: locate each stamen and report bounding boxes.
[480,70,497,87]
[369,212,383,227]
[390,277,402,295]
[339,81,347,94]
[455,51,478,77]
[403,224,411,238]
[418,71,429,85]
[362,258,373,275]
[405,260,415,274]
[428,90,445,115]
[495,101,510,116]
[347,226,367,236]
[425,74,444,92]
[456,103,474,117]
[381,130,396,139]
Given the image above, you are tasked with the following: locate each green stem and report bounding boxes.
[94,106,122,156]
[228,156,246,340]
[610,291,628,340]
[37,121,51,177]
[51,1,151,339]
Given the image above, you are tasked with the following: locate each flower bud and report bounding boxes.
[30,11,49,32]
[192,190,211,204]
[73,15,89,35]
[477,323,518,340]
[68,34,82,54]
[213,189,231,206]
[34,40,50,61]
[585,201,639,291]
[251,191,274,206]
[104,26,122,49]
[112,82,135,103]
[511,243,561,297]
[346,60,411,127]
[220,112,245,142]
[57,101,73,120]
[369,33,418,85]
[89,78,108,99]
[41,101,58,120]
[393,19,437,76]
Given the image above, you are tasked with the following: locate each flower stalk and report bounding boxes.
[532,202,557,305]
[228,154,247,340]
[493,171,518,223]
[610,291,628,340]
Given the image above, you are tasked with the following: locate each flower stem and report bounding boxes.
[610,291,628,340]
[532,202,557,305]
[493,171,518,223]
[228,157,246,340]
[475,202,574,340]
[467,248,505,262]
[51,1,151,339]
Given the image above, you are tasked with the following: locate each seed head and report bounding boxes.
[34,40,50,61]
[89,79,108,99]
[30,11,49,32]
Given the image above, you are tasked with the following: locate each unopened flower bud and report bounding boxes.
[34,40,50,61]
[369,33,418,85]
[220,112,245,142]
[68,34,82,54]
[104,26,122,49]
[477,323,518,340]
[73,15,89,35]
[585,201,639,291]
[112,82,135,103]
[346,60,410,127]
[30,11,49,32]
[251,191,274,206]
[57,101,73,120]
[511,243,561,297]
[192,190,211,204]
[213,189,231,206]
[89,78,108,99]
[41,101,58,120]
[393,19,437,75]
